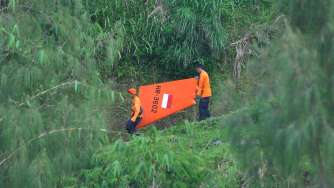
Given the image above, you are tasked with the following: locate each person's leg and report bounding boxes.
[199,98,210,121]
[133,118,142,133]
[126,120,135,134]
[206,98,211,118]
[199,98,206,121]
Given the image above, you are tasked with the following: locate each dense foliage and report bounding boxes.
[1,0,332,187]
[74,121,239,187]
[84,0,272,79]
[227,0,334,187]
[0,1,113,187]
[0,0,271,187]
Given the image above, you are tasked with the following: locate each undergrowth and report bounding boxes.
[67,118,240,188]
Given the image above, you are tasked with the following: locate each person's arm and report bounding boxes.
[131,100,141,122]
[197,73,204,96]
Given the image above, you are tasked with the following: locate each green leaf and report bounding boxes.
[8,33,15,49]
[74,80,79,93]
[37,50,46,65]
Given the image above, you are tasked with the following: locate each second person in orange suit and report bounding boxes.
[195,64,212,121]
[126,88,143,134]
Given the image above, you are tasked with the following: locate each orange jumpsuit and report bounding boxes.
[197,70,212,98]
[196,70,212,120]
[130,95,142,122]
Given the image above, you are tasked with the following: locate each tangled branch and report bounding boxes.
[230,15,285,83]
[231,34,252,81]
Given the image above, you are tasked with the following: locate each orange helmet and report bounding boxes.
[128,88,137,95]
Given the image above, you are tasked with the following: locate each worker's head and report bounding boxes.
[195,63,204,73]
[128,88,137,96]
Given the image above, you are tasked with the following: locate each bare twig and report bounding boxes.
[148,0,167,23]
[230,34,252,46]
[18,81,77,107]
[148,5,163,18]
[272,15,285,26]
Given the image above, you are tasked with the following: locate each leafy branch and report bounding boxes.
[0,127,126,168]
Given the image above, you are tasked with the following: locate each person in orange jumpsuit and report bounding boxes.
[126,88,143,134]
[195,64,212,121]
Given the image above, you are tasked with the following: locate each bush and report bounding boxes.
[0,1,113,187]
[227,0,334,186]
[75,123,240,188]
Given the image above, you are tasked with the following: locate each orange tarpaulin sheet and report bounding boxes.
[137,78,197,129]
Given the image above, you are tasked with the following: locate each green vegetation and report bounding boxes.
[0,1,113,187]
[1,0,333,187]
[84,0,272,79]
[227,0,334,186]
[74,120,239,187]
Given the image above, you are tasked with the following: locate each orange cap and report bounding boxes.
[128,88,137,95]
